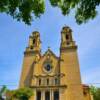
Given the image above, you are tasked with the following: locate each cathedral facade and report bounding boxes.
[19,26,92,100]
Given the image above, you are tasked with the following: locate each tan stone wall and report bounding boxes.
[60,48,84,100]
[19,53,35,88]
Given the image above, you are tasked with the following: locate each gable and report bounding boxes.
[33,49,59,76]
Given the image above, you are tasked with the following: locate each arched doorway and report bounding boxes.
[45,91,50,100]
[36,91,41,100]
[54,91,59,100]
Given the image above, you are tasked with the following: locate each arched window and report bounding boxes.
[55,78,59,85]
[39,79,41,85]
[66,34,69,40]
[47,78,49,85]
[33,39,36,44]
[54,91,59,100]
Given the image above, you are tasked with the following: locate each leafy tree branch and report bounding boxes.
[0,0,100,25]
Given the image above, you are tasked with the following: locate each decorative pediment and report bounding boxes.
[42,48,59,60]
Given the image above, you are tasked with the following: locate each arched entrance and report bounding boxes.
[36,91,41,100]
[45,91,50,100]
[54,91,59,100]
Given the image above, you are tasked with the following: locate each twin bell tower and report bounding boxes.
[19,26,91,100]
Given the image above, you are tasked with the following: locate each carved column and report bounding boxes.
[42,90,45,100]
[50,89,53,100]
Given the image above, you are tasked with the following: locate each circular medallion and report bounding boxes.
[43,63,52,73]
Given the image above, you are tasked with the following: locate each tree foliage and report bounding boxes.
[0,0,45,25]
[7,87,33,100]
[0,0,100,25]
[0,85,7,100]
[90,86,100,100]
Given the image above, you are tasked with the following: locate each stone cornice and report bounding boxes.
[33,73,65,78]
[24,50,41,56]
[60,45,77,52]
[30,85,67,89]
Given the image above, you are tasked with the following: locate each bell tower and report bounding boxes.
[19,31,41,88]
[27,31,41,52]
[60,26,84,100]
[61,26,75,48]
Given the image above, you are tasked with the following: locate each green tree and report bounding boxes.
[7,87,33,100]
[0,85,7,100]
[90,86,100,100]
[0,0,100,25]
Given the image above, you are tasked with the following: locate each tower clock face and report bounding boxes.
[43,63,52,73]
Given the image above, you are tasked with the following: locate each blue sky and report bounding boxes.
[0,1,100,89]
